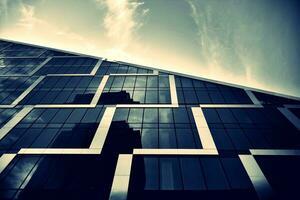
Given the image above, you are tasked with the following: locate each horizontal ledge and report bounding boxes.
[200,104,263,108]
[109,73,158,76]
[34,104,96,108]
[0,105,15,108]
[250,149,300,156]
[18,148,102,155]
[46,74,94,76]
[133,148,218,155]
[116,104,178,108]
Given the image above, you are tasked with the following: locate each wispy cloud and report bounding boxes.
[0,0,9,25]
[96,0,148,60]
[0,1,96,53]
[17,4,38,30]
[102,0,144,46]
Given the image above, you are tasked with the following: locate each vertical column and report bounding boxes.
[169,75,178,106]
[91,75,109,105]
[12,76,45,105]
[89,107,116,151]
[109,154,133,200]
[192,107,217,150]
[90,59,103,75]
[245,90,261,105]
[239,155,273,200]
[278,107,300,130]
[0,154,16,174]
[0,106,33,140]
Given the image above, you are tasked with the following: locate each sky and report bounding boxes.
[0,0,300,97]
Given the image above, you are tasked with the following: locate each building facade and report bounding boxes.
[0,39,300,200]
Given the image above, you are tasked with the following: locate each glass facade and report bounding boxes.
[0,39,299,200]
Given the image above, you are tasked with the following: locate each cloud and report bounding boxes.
[17,4,38,30]
[0,1,96,53]
[0,0,9,25]
[97,0,148,59]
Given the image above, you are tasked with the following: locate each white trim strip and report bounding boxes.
[200,104,263,108]
[133,149,218,155]
[245,90,261,105]
[90,75,109,105]
[0,106,33,140]
[11,76,45,105]
[250,149,300,156]
[0,75,30,77]
[110,73,157,76]
[0,153,16,174]
[109,154,132,200]
[191,107,217,150]
[46,74,94,77]
[18,148,101,155]
[239,155,273,200]
[169,75,178,106]
[0,105,15,108]
[34,104,95,108]
[90,59,103,75]
[89,107,116,150]
[29,57,52,75]
[116,104,178,108]
[278,107,300,130]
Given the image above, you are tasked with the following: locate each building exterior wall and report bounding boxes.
[0,40,300,200]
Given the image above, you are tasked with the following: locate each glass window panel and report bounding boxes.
[202,109,221,123]
[216,108,236,123]
[147,76,158,88]
[209,90,225,103]
[192,80,205,88]
[173,108,190,123]
[123,76,136,88]
[135,76,147,88]
[128,108,143,123]
[159,76,169,87]
[231,109,253,124]
[66,109,87,123]
[180,77,193,87]
[133,90,145,103]
[50,109,73,124]
[159,108,173,123]
[0,156,39,189]
[30,128,59,148]
[210,128,234,150]
[227,129,252,150]
[159,129,177,148]
[111,76,125,88]
[141,128,158,148]
[221,158,253,189]
[180,158,206,190]
[201,157,229,190]
[195,90,211,103]
[160,157,182,190]
[143,108,158,123]
[21,109,44,124]
[159,90,171,103]
[36,109,59,124]
[183,90,198,104]
[145,90,158,104]
[144,157,159,190]
[81,107,103,123]
[113,108,129,122]
[12,128,43,149]
[176,128,196,148]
